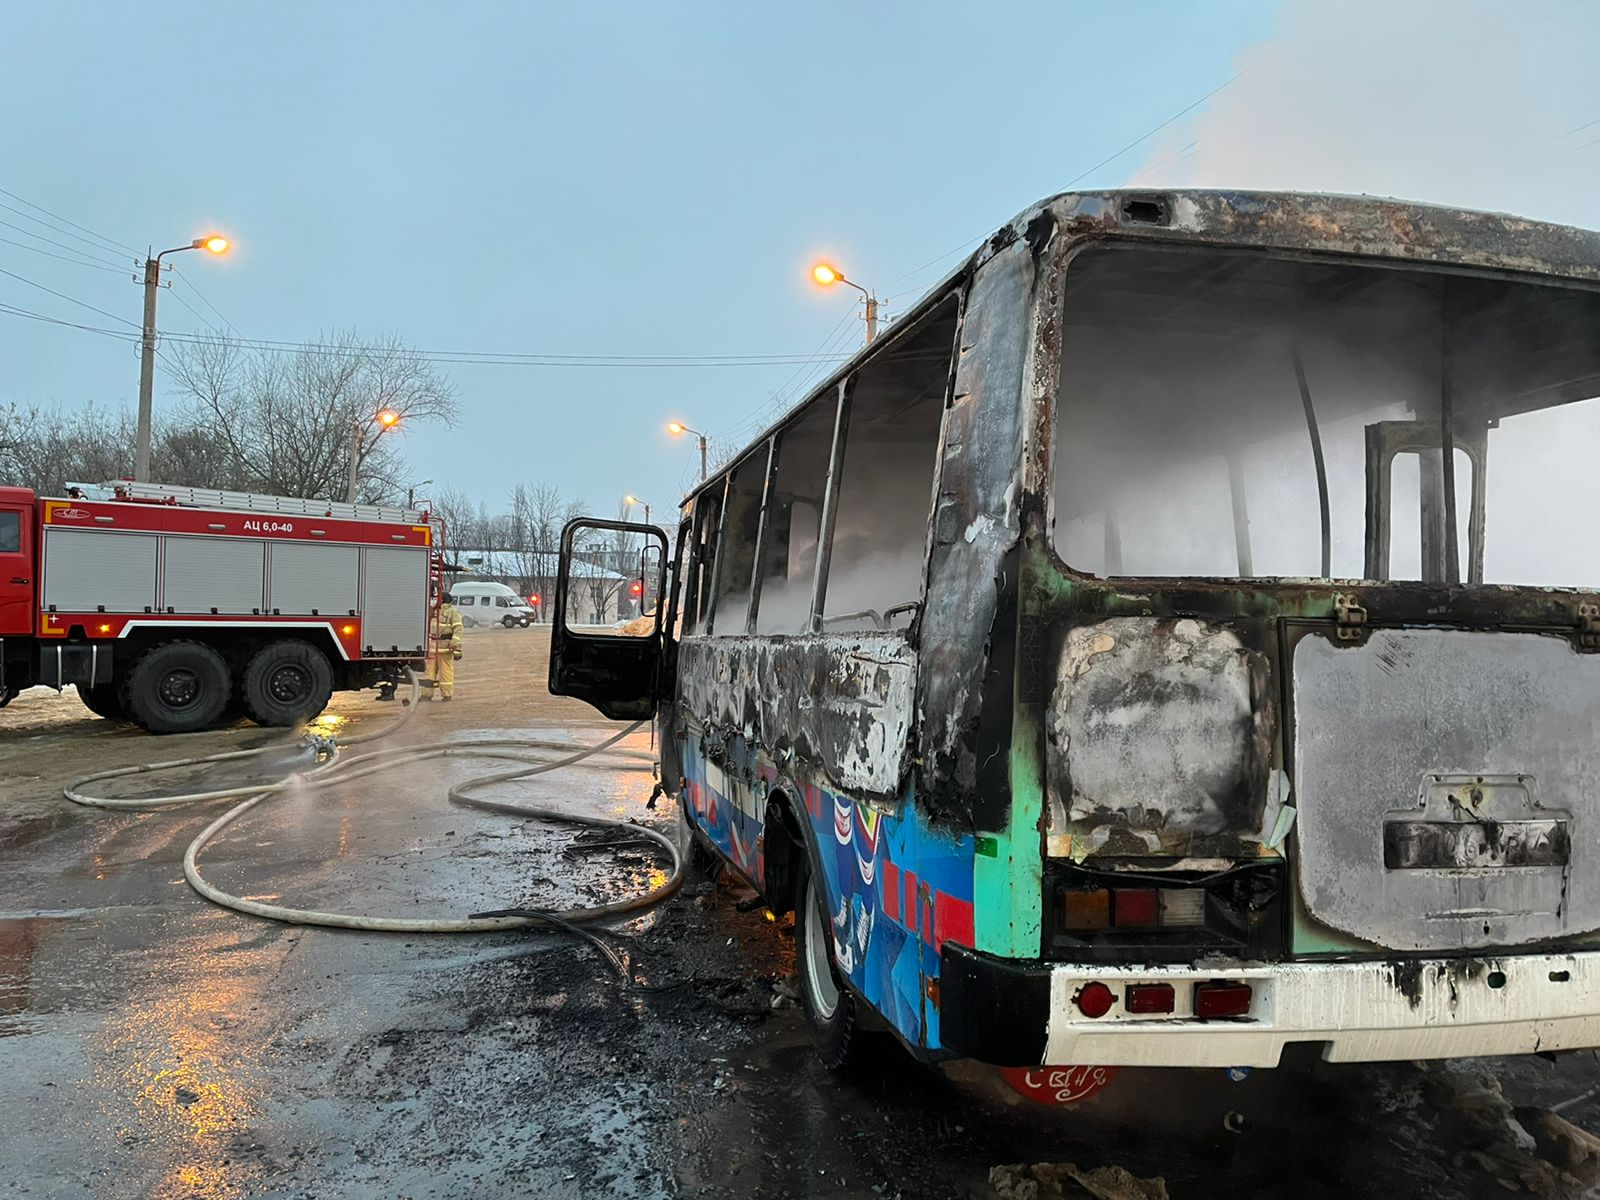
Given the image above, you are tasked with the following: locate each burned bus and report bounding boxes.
[549,189,1600,1074]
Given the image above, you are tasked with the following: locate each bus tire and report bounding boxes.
[241,640,334,727]
[122,640,233,734]
[77,683,127,721]
[795,864,856,1069]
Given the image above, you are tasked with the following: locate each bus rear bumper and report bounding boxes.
[939,945,1600,1069]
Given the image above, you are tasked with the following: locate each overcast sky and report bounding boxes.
[2,1,1595,517]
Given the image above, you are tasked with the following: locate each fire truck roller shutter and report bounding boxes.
[43,529,158,614]
[268,543,358,615]
[361,546,429,653]
[163,536,267,613]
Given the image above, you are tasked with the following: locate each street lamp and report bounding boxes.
[623,494,652,526]
[810,261,878,344]
[666,421,708,482]
[135,233,231,481]
[407,478,433,509]
[347,407,402,503]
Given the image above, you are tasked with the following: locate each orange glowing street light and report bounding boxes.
[667,421,708,482]
[348,408,404,503]
[134,229,235,481]
[809,260,878,343]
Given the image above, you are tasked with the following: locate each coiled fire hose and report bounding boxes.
[61,672,683,954]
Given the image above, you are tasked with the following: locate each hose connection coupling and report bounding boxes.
[303,732,339,759]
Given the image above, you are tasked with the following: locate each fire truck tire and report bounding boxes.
[122,641,233,734]
[77,683,127,721]
[240,640,334,727]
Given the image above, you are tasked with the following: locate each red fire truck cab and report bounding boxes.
[0,481,435,733]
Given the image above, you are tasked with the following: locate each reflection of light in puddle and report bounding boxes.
[90,938,267,1197]
[311,713,347,733]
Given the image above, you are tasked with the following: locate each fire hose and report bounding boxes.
[61,672,683,957]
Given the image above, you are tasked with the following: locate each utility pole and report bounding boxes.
[667,422,709,482]
[135,256,161,482]
[347,408,402,504]
[810,263,878,345]
[345,423,363,504]
[133,235,231,481]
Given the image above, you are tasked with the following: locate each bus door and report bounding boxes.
[548,518,670,720]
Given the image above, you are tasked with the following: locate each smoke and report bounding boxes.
[1131,0,1600,229]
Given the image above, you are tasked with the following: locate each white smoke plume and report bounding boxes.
[1132,0,1600,228]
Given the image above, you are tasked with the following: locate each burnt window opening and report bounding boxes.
[705,448,767,633]
[818,296,958,632]
[1051,242,1600,588]
[753,393,836,634]
[683,487,723,635]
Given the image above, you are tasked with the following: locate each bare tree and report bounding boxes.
[166,331,456,502]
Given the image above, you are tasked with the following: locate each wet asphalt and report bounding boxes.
[3,631,1600,1199]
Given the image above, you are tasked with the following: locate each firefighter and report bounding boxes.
[433,594,465,700]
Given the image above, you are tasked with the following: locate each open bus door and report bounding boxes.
[548,518,670,720]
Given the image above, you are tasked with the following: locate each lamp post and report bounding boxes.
[135,234,231,480]
[666,421,708,481]
[347,408,401,504]
[622,495,655,616]
[407,478,433,509]
[810,261,878,344]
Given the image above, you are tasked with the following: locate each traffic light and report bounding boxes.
[629,580,643,597]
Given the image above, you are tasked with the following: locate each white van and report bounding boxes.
[449,580,535,628]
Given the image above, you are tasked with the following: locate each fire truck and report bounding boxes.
[0,480,436,733]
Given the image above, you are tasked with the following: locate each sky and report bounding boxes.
[1,1,1596,518]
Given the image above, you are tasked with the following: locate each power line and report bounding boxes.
[0,302,855,370]
[165,288,224,332]
[166,265,236,332]
[0,184,140,258]
[0,265,139,329]
[0,216,127,270]
[0,301,130,339]
[0,235,128,274]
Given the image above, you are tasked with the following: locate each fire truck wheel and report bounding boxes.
[240,640,334,727]
[122,641,233,734]
[795,866,857,1069]
[77,683,127,721]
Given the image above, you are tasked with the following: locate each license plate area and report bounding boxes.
[1384,775,1569,871]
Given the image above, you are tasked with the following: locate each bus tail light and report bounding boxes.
[1124,983,1175,1014]
[1112,889,1158,928]
[1062,886,1200,931]
[1063,889,1111,931]
[1194,981,1253,1018]
[1158,887,1206,927]
[1074,981,1116,1018]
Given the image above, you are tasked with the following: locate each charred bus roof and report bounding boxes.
[682,188,1600,508]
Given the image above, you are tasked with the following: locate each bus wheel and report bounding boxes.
[77,682,127,721]
[241,640,334,727]
[122,640,232,734]
[795,866,856,1068]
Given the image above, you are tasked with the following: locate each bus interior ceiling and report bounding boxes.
[1051,242,1600,586]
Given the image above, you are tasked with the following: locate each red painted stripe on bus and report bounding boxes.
[882,860,901,922]
[933,891,975,950]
